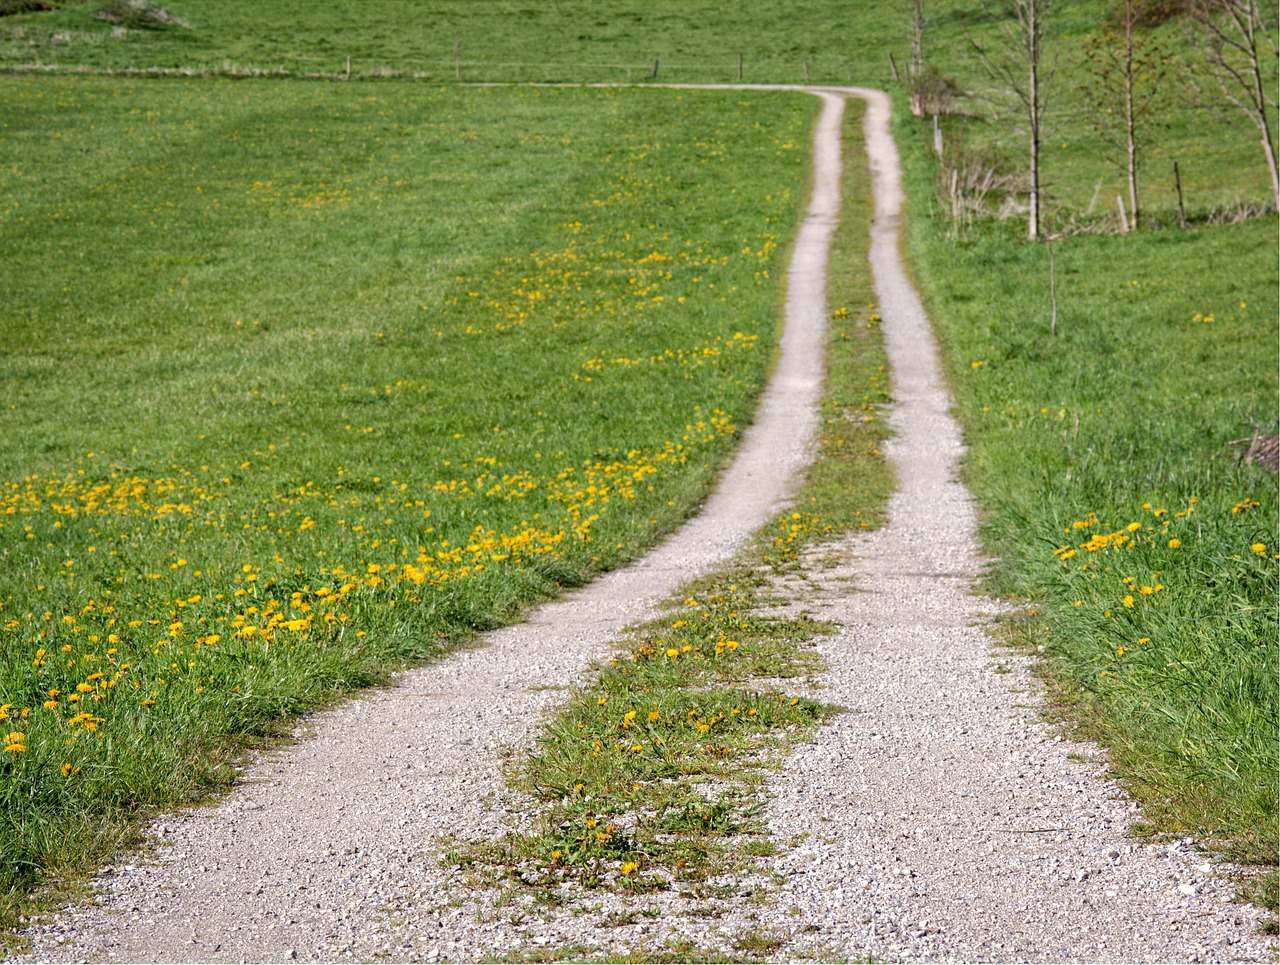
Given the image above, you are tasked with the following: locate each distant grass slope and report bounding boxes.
[2,0,1271,213]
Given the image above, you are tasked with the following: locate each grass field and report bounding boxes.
[0,74,822,917]
[4,0,901,83]
[3,0,1272,223]
[1,0,1276,931]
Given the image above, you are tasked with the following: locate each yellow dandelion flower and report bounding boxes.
[1168,538,1181,549]
[1251,543,1267,556]
[621,862,638,875]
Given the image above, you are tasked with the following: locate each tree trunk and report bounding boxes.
[1242,2,1280,209]
[1261,129,1280,211]
[1123,4,1140,230]
[911,0,925,77]
[1027,1,1041,239]
[1191,0,1280,211]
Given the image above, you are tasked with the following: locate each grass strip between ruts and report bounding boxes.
[447,100,893,935]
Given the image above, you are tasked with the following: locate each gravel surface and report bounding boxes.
[12,87,1275,965]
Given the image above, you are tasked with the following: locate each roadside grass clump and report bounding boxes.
[0,77,818,927]
[895,85,1278,896]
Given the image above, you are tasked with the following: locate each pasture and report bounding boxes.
[0,0,1275,929]
[0,75,821,911]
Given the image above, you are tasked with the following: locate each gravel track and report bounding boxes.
[13,86,1275,965]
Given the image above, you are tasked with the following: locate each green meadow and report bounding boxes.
[0,74,821,915]
[0,0,1275,929]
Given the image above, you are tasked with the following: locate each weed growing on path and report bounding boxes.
[450,568,838,896]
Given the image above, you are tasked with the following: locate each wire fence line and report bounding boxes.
[0,51,882,87]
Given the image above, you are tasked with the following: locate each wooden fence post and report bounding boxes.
[738,52,743,81]
[1174,161,1187,229]
[454,39,460,81]
[888,51,900,82]
[1047,236,1058,337]
[1117,195,1130,233]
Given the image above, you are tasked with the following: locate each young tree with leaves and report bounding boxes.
[970,0,1057,239]
[1083,0,1168,230]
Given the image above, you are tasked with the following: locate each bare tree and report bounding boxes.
[1185,0,1279,210]
[970,0,1057,239]
[908,0,926,115]
[1083,0,1169,230]
[911,0,926,80]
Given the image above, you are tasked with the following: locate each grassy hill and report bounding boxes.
[1,0,1275,931]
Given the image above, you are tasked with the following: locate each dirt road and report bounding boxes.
[14,87,1272,964]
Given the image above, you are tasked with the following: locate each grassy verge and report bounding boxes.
[449,102,892,948]
[895,92,1278,913]
[0,77,819,927]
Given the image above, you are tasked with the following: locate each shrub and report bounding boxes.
[94,0,187,28]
